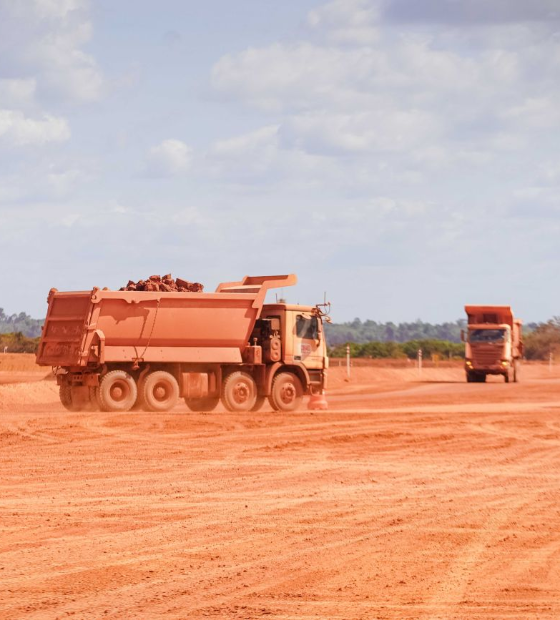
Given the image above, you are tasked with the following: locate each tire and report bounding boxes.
[98,370,137,412]
[143,371,180,412]
[60,385,81,411]
[184,396,220,412]
[60,385,98,412]
[221,371,257,412]
[269,372,303,412]
[466,372,474,383]
[504,372,510,383]
[251,395,266,412]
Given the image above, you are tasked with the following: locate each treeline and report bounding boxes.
[524,318,560,360]
[0,309,43,338]
[325,318,539,346]
[329,339,464,360]
[325,318,467,345]
[0,332,41,354]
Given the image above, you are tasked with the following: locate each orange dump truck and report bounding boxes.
[36,274,329,413]
[462,305,523,383]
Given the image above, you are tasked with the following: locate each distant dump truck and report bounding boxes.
[462,305,523,383]
[36,274,329,413]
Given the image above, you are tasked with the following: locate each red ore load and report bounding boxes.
[120,274,203,293]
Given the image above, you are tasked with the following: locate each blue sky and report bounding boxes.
[1,0,560,322]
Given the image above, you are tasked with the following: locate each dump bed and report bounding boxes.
[37,274,296,368]
[464,305,515,326]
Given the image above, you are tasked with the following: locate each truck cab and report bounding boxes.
[254,303,329,396]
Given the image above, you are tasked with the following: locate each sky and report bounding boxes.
[1,0,560,323]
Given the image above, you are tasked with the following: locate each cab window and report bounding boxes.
[296,315,318,339]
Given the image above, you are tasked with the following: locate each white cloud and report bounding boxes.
[501,97,560,129]
[308,0,380,45]
[0,109,70,146]
[0,79,36,108]
[280,108,440,154]
[209,0,560,188]
[213,125,279,156]
[145,139,192,177]
[0,0,103,103]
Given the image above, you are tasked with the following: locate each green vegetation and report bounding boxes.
[329,339,464,360]
[0,309,43,338]
[523,318,560,360]
[0,332,40,354]
[325,318,467,346]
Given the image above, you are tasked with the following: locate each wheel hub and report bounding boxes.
[110,383,126,402]
[234,382,249,403]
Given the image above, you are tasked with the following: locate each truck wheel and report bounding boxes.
[98,370,137,412]
[184,396,220,412]
[251,396,266,412]
[60,385,81,411]
[504,372,510,383]
[143,371,180,412]
[466,372,474,383]
[269,372,303,412]
[221,371,257,412]
[60,385,98,412]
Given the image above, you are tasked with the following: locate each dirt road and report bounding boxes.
[1,364,560,619]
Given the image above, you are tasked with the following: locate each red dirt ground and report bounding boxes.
[1,362,560,619]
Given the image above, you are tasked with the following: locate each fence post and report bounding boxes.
[346,345,351,378]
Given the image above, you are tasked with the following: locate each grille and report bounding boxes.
[472,345,502,366]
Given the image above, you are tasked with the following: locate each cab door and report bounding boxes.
[294,313,324,370]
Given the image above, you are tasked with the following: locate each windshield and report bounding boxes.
[469,328,507,343]
[296,315,319,340]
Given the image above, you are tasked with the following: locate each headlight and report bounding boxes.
[466,360,473,367]
[501,360,509,366]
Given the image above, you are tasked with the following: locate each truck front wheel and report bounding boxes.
[98,370,137,412]
[269,372,303,412]
[143,371,180,412]
[222,372,257,412]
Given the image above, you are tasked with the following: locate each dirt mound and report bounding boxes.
[0,381,59,411]
[0,353,40,372]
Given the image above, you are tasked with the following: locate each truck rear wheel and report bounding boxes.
[221,371,257,412]
[98,370,137,412]
[142,371,180,412]
[60,385,81,411]
[184,396,220,412]
[269,372,303,412]
[60,385,98,412]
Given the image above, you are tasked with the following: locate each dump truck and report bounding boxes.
[36,274,329,413]
[462,305,523,383]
